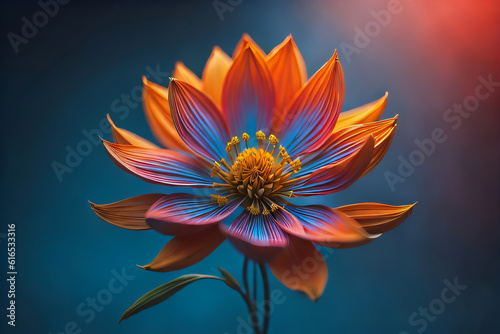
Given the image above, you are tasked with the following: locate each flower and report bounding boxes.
[90,34,415,302]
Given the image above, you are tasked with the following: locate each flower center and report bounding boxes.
[211,131,301,215]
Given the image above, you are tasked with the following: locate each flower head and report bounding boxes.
[91,34,415,301]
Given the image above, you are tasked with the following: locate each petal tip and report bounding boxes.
[137,263,150,271]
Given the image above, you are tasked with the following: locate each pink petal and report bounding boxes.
[222,45,275,136]
[220,210,288,263]
[169,79,230,161]
[102,140,213,188]
[278,200,378,248]
[146,193,243,236]
[283,135,374,196]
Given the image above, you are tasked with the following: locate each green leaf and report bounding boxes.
[119,274,223,323]
[217,266,241,291]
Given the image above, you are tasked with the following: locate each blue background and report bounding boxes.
[1,0,499,333]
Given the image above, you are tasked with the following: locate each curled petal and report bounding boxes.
[139,226,225,272]
[335,92,388,131]
[172,62,203,90]
[146,193,243,236]
[300,116,397,176]
[202,46,233,107]
[280,51,344,156]
[278,200,379,248]
[102,140,213,187]
[336,202,416,234]
[284,136,374,196]
[142,77,190,151]
[272,206,305,235]
[169,79,230,161]
[220,210,288,263]
[90,194,163,230]
[268,236,328,302]
[107,114,158,148]
[232,33,266,59]
[266,35,307,120]
[222,45,275,136]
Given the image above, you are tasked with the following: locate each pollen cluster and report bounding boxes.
[211,131,301,215]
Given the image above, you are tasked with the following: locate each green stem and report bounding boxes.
[243,257,250,298]
[259,263,270,334]
[241,257,261,334]
[253,261,258,303]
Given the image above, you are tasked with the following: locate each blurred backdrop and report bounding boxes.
[1,0,499,333]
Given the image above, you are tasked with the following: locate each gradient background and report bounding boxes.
[1,0,499,333]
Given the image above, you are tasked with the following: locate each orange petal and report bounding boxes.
[268,236,328,302]
[327,116,397,177]
[299,117,396,178]
[232,33,266,59]
[279,51,344,156]
[202,46,233,107]
[267,35,307,124]
[89,194,163,230]
[142,77,191,151]
[336,202,416,234]
[107,114,158,148]
[222,45,275,136]
[334,92,388,131]
[172,62,203,90]
[139,227,225,272]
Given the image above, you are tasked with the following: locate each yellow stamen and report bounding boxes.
[278,146,291,165]
[220,158,231,170]
[231,136,240,155]
[256,130,265,149]
[211,161,230,182]
[267,134,278,155]
[210,161,220,177]
[211,194,227,206]
[269,134,278,145]
[211,161,221,178]
[210,132,301,211]
[290,158,301,173]
[246,206,260,215]
[226,142,235,164]
[217,196,228,206]
[242,133,249,149]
